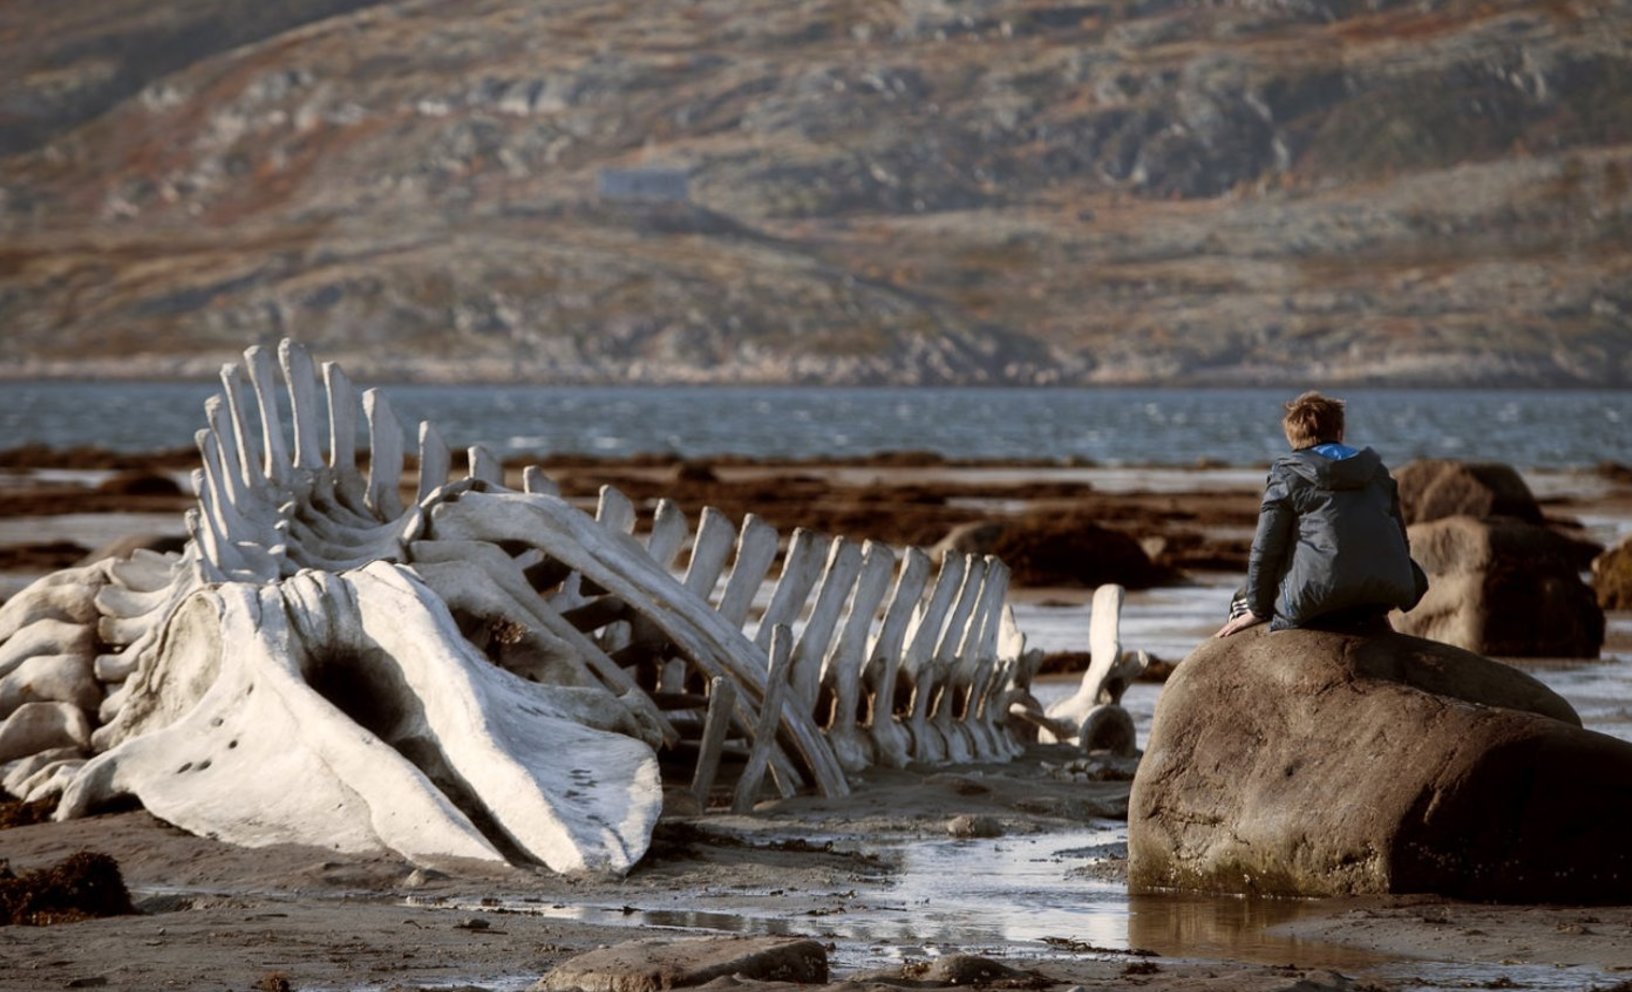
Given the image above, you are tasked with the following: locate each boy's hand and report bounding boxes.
[1215,611,1265,638]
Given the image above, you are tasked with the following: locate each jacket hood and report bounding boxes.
[1277,445,1385,491]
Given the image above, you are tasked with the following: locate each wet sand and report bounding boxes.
[3,453,1632,992]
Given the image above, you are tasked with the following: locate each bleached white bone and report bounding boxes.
[0,653,101,717]
[646,499,690,569]
[245,345,292,486]
[733,625,794,813]
[635,499,691,691]
[1042,583,1148,748]
[203,397,252,513]
[682,507,737,600]
[468,444,505,486]
[426,492,848,799]
[63,577,505,864]
[927,555,988,764]
[0,619,95,682]
[660,508,740,697]
[689,676,738,810]
[901,552,968,763]
[417,423,452,505]
[323,362,369,511]
[93,571,173,621]
[596,485,636,535]
[947,560,1009,761]
[863,547,931,769]
[93,650,140,684]
[821,540,897,773]
[976,658,1022,759]
[279,340,325,471]
[715,514,779,625]
[109,550,177,592]
[988,607,1031,759]
[2,746,83,797]
[548,484,638,619]
[522,465,559,496]
[0,338,1048,872]
[361,389,405,518]
[218,363,260,491]
[18,758,83,804]
[754,528,829,650]
[65,568,663,873]
[406,540,674,748]
[977,567,1017,756]
[0,702,91,762]
[789,539,864,709]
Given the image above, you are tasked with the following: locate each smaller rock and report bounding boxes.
[402,867,447,889]
[946,814,1003,839]
[925,772,990,796]
[923,953,1031,985]
[1400,515,1603,657]
[935,514,1167,589]
[1394,459,1542,525]
[96,471,182,497]
[673,460,717,484]
[1592,537,1632,610]
[1078,704,1136,756]
[536,935,827,992]
[661,787,703,818]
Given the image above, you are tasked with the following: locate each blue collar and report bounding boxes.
[1309,442,1360,460]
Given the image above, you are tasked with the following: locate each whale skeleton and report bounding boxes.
[0,340,1087,874]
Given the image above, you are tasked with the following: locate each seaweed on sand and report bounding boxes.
[0,850,136,926]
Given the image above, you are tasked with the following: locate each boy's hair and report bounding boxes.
[1282,391,1345,449]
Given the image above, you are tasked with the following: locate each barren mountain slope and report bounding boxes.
[1,0,1628,384]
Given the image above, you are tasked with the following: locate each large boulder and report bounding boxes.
[1397,515,1603,657]
[1592,536,1632,610]
[935,512,1168,589]
[1394,459,1542,525]
[1128,627,1632,903]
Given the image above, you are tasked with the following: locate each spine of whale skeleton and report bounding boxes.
[0,340,1051,874]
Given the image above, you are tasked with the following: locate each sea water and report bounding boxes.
[3,382,1630,469]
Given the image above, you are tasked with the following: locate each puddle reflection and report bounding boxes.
[1126,891,1390,969]
[425,830,1405,972]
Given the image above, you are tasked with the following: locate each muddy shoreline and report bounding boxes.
[2,452,1631,992]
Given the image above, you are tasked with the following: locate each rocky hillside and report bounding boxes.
[1,0,1629,385]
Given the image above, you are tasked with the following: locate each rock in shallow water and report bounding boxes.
[1129,627,1632,903]
[1592,535,1632,610]
[1397,514,1603,658]
[535,935,827,992]
[1394,459,1543,526]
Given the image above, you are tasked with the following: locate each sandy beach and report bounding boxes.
[3,453,1632,992]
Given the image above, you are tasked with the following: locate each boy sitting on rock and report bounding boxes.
[1216,391,1425,638]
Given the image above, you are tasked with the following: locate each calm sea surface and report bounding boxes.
[1,382,1629,468]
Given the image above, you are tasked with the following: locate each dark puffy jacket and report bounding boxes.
[1244,445,1423,630]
